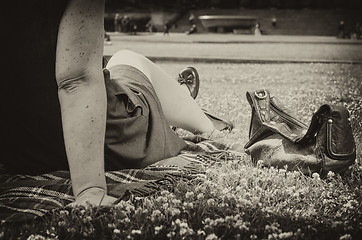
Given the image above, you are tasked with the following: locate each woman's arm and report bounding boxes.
[55,0,115,205]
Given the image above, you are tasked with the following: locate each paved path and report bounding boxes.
[104,33,362,64]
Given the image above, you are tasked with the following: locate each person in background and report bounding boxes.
[355,22,361,39]
[132,24,138,35]
[272,16,277,28]
[104,30,112,45]
[187,12,197,35]
[145,19,153,33]
[187,23,197,35]
[338,20,345,39]
[114,13,121,32]
[163,21,170,35]
[122,15,130,33]
[254,22,262,36]
[188,13,195,26]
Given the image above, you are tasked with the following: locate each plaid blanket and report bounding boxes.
[0,137,243,222]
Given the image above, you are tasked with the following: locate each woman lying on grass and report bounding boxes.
[2,0,231,207]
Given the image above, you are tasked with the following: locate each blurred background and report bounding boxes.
[104,0,362,37]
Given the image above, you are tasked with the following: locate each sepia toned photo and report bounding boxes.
[1,0,361,239]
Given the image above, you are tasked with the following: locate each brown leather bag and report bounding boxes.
[244,90,356,175]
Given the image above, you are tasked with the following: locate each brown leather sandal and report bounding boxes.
[177,67,200,99]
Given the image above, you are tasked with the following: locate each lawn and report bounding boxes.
[1,62,361,240]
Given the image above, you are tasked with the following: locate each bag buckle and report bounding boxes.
[255,90,267,100]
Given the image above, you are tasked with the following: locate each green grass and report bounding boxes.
[1,63,361,240]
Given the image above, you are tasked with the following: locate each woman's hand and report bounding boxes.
[69,187,117,207]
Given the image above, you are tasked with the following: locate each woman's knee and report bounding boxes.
[106,50,151,79]
[107,50,146,67]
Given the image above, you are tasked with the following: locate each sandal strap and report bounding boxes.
[177,67,199,99]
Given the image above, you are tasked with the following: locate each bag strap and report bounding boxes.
[245,90,308,149]
[297,104,329,144]
[244,90,271,149]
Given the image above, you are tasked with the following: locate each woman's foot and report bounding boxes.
[203,109,234,132]
[176,67,233,133]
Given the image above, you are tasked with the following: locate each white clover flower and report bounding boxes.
[113,229,121,234]
[207,198,215,206]
[156,196,167,203]
[160,190,170,196]
[183,202,194,208]
[180,222,188,228]
[59,210,69,216]
[179,228,188,236]
[151,209,163,222]
[312,172,320,180]
[197,193,204,200]
[257,160,264,168]
[214,218,225,225]
[185,191,194,199]
[327,171,335,178]
[187,228,195,235]
[279,168,287,175]
[278,232,293,239]
[172,199,181,205]
[225,215,235,224]
[167,232,175,238]
[58,221,66,227]
[268,233,279,239]
[67,227,76,233]
[115,200,127,208]
[203,218,211,224]
[250,234,257,239]
[27,234,46,240]
[131,229,142,235]
[339,234,352,240]
[125,204,135,213]
[168,207,181,216]
[154,226,163,235]
[205,233,219,240]
[235,220,250,231]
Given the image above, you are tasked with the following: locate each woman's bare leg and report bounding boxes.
[106,50,216,135]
